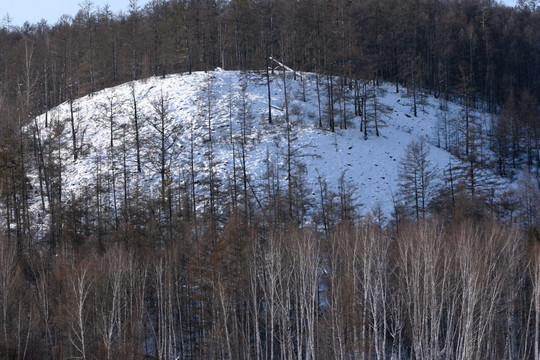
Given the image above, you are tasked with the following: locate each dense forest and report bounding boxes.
[0,0,539,114]
[1,0,540,359]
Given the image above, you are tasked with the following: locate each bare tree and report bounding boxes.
[396,220,453,359]
[531,244,540,360]
[94,245,128,359]
[451,220,523,359]
[0,237,19,357]
[397,138,437,221]
[290,230,321,360]
[152,255,179,360]
[130,82,142,173]
[148,90,181,242]
[65,259,95,360]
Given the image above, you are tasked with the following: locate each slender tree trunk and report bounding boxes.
[69,86,77,161]
[131,84,141,173]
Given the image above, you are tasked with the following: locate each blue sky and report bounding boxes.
[2,0,519,28]
[2,0,151,27]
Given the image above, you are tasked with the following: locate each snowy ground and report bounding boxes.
[29,69,501,223]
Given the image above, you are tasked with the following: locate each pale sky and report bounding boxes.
[1,0,519,28]
[2,0,151,27]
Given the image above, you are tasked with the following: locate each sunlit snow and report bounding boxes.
[30,69,501,223]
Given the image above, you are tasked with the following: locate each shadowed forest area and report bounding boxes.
[0,0,538,115]
[1,217,540,359]
[0,0,540,359]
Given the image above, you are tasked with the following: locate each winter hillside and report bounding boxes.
[27,69,505,231]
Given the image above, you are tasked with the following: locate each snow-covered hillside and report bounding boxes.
[28,69,502,224]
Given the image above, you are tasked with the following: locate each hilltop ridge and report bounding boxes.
[26,69,505,234]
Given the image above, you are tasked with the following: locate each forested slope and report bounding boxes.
[0,0,539,114]
[26,68,504,244]
[0,0,539,359]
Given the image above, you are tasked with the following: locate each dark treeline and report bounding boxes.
[2,216,540,359]
[0,0,539,120]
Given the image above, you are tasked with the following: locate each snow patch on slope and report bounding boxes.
[29,69,501,223]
